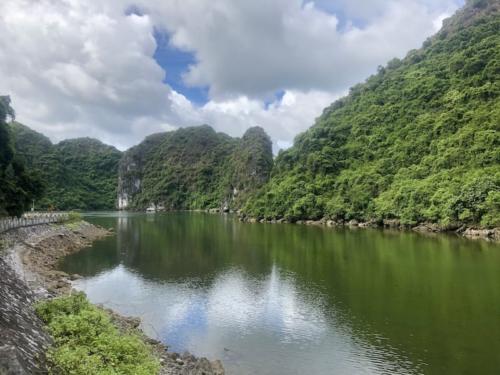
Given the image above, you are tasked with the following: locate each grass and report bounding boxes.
[61,211,84,230]
[35,293,160,375]
[67,211,83,222]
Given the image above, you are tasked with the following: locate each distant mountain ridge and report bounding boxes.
[11,123,273,212]
[242,0,500,228]
[10,122,122,210]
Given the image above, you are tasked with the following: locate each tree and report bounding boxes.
[0,96,44,217]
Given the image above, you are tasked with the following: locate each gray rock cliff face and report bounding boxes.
[117,132,168,210]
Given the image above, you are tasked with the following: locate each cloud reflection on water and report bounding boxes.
[75,263,419,375]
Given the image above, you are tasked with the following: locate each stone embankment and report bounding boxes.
[0,257,51,374]
[0,221,224,375]
[0,222,108,374]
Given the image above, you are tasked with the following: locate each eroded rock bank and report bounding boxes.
[0,221,224,375]
[239,215,500,242]
[1,222,110,297]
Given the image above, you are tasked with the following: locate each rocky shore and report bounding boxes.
[0,221,224,375]
[238,215,500,242]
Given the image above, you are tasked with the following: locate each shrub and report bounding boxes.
[36,293,160,375]
[67,211,83,222]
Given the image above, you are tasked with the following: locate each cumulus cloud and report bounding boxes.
[314,0,460,21]
[140,0,462,98]
[0,0,462,150]
[0,0,180,148]
[202,90,340,149]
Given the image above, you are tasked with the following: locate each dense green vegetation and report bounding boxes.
[243,0,500,228]
[10,121,271,213]
[119,125,272,210]
[36,293,159,375]
[11,123,122,210]
[0,97,43,217]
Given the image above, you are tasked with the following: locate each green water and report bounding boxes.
[60,212,500,375]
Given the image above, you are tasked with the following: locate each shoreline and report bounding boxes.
[120,208,500,242]
[116,207,500,242]
[237,216,500,242]
[0,221,225,375]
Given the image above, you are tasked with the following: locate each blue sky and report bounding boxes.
[153,30,209,106]
[126,4,209,105]
[125,4,209,105]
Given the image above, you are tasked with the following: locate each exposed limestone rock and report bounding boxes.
[460,227,500,241]
[348,220,359,227]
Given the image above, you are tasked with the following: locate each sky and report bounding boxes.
[0,0,464,151]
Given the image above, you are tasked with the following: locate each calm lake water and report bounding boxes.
[60,212,500,375]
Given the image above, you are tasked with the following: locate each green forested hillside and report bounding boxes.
[10,122,272,212]
[11,123,122,210]
[0,98,43,217]
[243,0,500,228]
[229,127,274,205]
[118,125,273,210]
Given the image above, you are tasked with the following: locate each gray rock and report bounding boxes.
[0,345,29,375]
[348,219,359,227]
[0,258,51,374]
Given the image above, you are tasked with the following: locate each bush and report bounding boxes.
[67,211,83,222]
[36,293,160,375]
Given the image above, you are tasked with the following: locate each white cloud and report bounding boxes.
[0,0,175,149]
[314,0,461,21]
[139,0,462,99]
[200,90,341,151]
[0,0,462,150]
